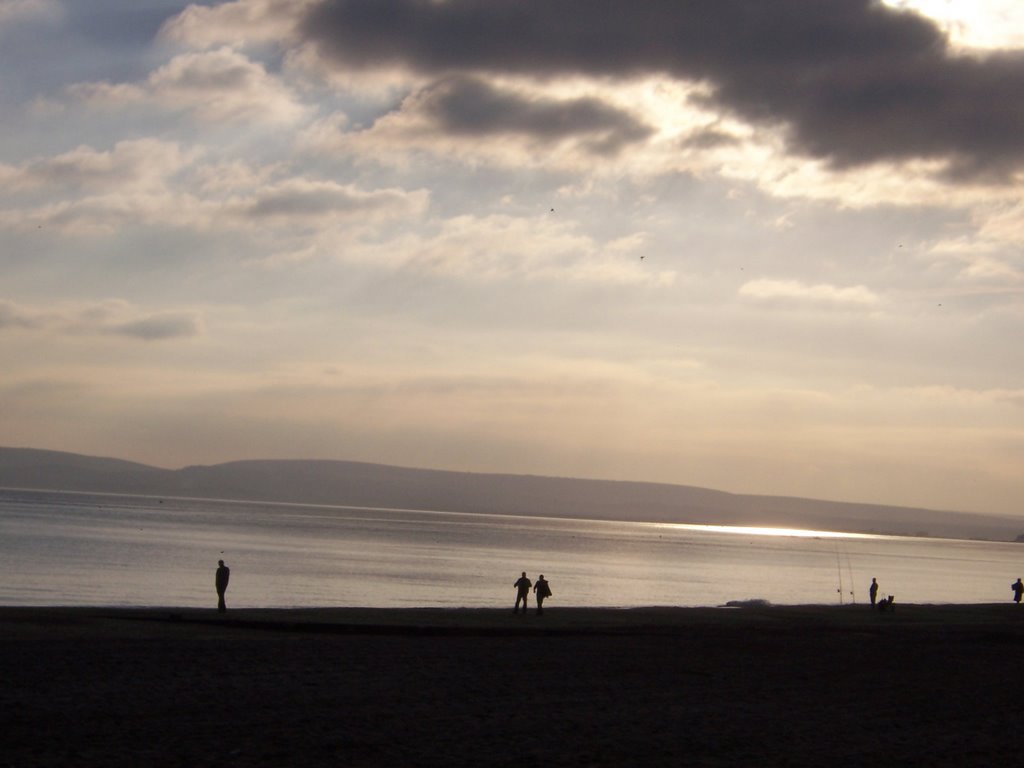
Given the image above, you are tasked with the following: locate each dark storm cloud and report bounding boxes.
[301,0,1024,176]
[417,76,652,154]
[242,184,418,219]
[680,129,740,150]
[107,313,200,341]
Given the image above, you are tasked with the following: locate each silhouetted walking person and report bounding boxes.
[514,571,532,613]
[869,578,879,607]
[1012,578,1024,604]
[216,559,230,613]
[534,574,551,615]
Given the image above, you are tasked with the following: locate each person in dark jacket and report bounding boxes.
[534,574,551,615]
[513,571,532,613]
[869,577,879,607]
[216,560,230,613]
[1012,578,1024,604]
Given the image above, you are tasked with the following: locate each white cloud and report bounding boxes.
[347,213,674,285]
[739,279,881,306]
[958,255,1024,282]
[976,201,1024,247]
[296,112,350,153]
[0,139,193,193]
[284,43,421,99]
[159,0,314,49]
[0,137,431,246]
[927,203,1024,284]
[0,0,57,27]
[885,0,1024,50]
[1,180,428,242]
[69,47,308,125]
[0,191,213,236]
[0,139,211,236]
[192,160,284,196]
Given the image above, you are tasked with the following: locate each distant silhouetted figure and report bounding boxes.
[877,595,895,613]
[215,560,230,613]
[534,574,551,615]
[1012,579,1024,604]
[869,578,879,607]
[514,571,532,614]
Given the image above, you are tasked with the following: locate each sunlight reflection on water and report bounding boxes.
[652,522,883,539]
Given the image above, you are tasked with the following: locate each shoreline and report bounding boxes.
[5,604,1023,766]
[5,601,1024,641]
[3,600,1022,626]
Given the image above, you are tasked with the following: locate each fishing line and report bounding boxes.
[835,542,844,605]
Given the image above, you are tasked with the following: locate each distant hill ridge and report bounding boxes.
[0,446,1018,541]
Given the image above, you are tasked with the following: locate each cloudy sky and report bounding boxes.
[2,0,1023,517]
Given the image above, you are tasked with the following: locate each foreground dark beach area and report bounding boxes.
[5,604,1024,767]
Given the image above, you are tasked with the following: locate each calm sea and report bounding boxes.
[0,488,1020,608]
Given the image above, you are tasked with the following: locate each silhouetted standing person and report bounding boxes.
[216,559,230,613]
[534,574,551,615]
[1012,578,1024,604]
[869,578,879,607]
[514,571,532,614]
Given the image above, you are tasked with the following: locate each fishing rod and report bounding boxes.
[847,548,856,606]
[845,544,856,604]
[835,542,844,605]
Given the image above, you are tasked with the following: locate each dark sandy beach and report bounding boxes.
[4,604,1024,766]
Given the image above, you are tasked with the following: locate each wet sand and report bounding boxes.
[4,603,1024,766]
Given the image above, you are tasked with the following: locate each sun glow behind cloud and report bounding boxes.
[886,0,1024,49]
